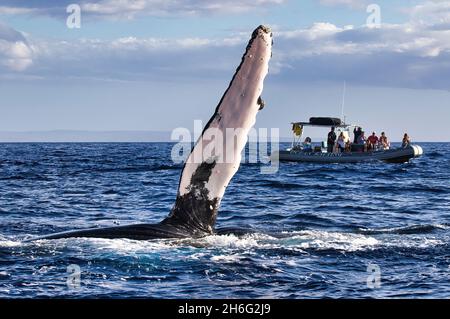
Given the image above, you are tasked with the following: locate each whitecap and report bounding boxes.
[210,254,243,263]
[0,235,21,247]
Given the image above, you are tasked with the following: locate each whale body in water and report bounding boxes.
[33,25,273,241]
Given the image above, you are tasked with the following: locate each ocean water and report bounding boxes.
[0,142,449,298]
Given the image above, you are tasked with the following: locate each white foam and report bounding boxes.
[0,236,21,247]
[84,237,178,254]
[201,233,276,249]
[8,227,447,255]
[210,254,243,263]
[383,236,444,249]
[62,230,443,253]
[29,237,176,255]
[180,231,380,252]
[280,230,380,252]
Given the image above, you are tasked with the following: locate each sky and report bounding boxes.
[0,0,449,141]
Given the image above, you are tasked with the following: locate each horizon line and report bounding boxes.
[0,130,447,143]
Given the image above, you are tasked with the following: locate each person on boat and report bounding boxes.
[327,127,337,153]
[357,131,367,152]
[303,137,313,152]
[379,132,390,150]
[402,133,411,148]
[337,132,346,153]
[353,127,363,144]
[367,132,379,151]
[345,140,352,152]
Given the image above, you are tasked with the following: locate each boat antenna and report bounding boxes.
[340,81,346,124]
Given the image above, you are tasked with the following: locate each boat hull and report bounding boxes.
[274,145,423,164]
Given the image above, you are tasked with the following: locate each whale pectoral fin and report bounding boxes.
[162,25,272,236]
[30,25,272,242]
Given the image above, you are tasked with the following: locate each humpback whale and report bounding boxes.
[33,25,272,241]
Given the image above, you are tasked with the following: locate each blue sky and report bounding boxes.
[0,0,449,141]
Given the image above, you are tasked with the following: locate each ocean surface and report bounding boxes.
[0,142,449,298]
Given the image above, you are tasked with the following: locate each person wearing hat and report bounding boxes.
[367,131,379,151]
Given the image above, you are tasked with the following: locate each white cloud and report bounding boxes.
[318,0,369,9]
[272,21,450,89]
[0,6,37,15]
[410,0,450,29]
[24,33,247,82]
[277,22,450,57]
[99,0,284,17]
[0,0,286,19]
[0,23,33,71]
[1,1,450,90]
[12,20,446,90]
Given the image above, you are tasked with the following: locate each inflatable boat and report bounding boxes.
[272,117,423,164]
[275,145,423,163]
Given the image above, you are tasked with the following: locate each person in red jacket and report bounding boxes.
[367,132,379,151]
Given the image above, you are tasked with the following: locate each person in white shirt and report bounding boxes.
[337,132,346,152]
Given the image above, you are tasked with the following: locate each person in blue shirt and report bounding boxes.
[357,131,367,152]
[303,137,313,152]
[357,131,366,144]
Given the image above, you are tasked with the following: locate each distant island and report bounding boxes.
[0,130,172,142]
[0,130,295,143]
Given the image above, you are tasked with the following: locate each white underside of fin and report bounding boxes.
[178,26,272,204]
